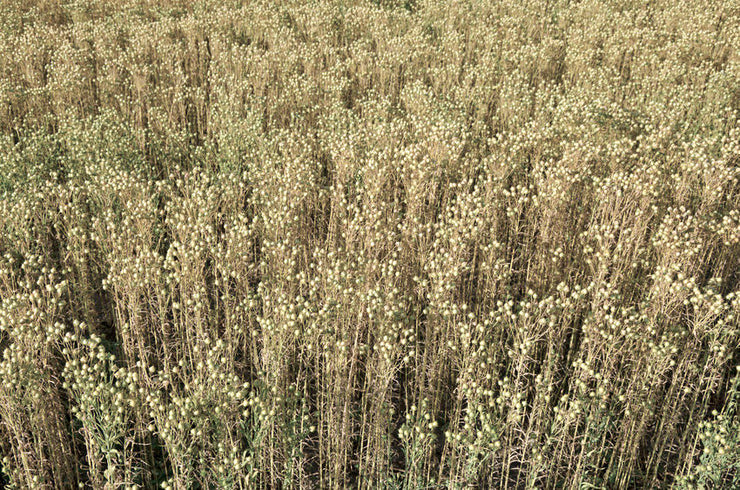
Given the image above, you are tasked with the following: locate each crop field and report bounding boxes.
[0,0,739,488]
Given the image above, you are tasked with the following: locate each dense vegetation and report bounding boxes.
[0,0,739,488]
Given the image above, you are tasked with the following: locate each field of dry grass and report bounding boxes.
[0,0,739,488]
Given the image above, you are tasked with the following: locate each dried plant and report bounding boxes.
[0,0,739,488]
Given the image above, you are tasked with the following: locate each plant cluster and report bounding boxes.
[0,0,739,488]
